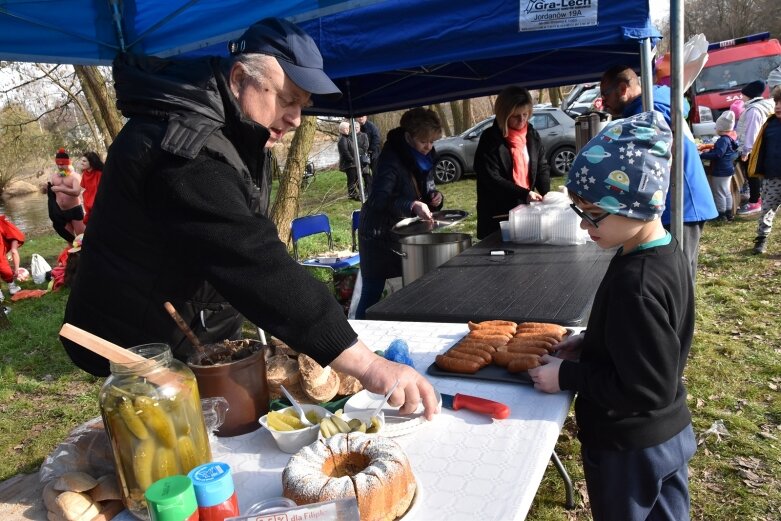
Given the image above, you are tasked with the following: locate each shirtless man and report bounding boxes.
[51,148,85,238]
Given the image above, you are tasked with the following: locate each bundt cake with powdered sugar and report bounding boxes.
[282,432,416,521]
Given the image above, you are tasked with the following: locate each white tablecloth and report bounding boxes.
[117,320,573,521]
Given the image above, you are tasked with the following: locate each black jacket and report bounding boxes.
[362,120,382,159]
[338,132,369,171]
[358,127,443,279]
[474,121,550,239]
[62,54,356,376]
[558,238,694,450]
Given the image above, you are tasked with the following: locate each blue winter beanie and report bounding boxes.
[566,111,672,221]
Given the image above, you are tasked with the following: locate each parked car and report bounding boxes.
[561,83,601,118]
[434,107,577,183]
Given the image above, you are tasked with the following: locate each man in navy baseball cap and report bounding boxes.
[64,19,439,422]
[229,18,341,98]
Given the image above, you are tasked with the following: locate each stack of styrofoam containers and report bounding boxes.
[508,192,589,245]
[509,202,542,243]
[540,192,587,245]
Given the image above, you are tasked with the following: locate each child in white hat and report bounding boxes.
[701,110,739,221]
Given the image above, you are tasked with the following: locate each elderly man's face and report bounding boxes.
[231,59,311,148]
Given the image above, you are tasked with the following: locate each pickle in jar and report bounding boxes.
[135,396,177,448]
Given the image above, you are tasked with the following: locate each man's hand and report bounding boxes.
[411,200,433,221]
[527,191,543,203]
[330,340,439,419]
[430,191,443,208]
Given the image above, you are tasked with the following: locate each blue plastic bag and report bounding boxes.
[384,339,414,367]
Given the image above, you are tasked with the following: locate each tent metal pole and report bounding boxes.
[670,0,684,244]
[349,118,366,202]
[346,79,366,203]
[108,0,127,52]
[640,38,654,111]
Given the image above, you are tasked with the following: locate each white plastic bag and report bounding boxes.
[656,33,709,92]
[31,253,52,285]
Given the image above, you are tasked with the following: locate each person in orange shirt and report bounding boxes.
[78,152,104,225]
[0,215,25,299]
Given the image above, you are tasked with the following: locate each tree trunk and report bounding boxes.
[450,100,464,134]
[549,87,563,107]
[271,115,316,245]
[432,104,452,136]
[460,99,472,131]
[74,65,123,146]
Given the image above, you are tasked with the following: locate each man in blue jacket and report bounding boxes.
[600,65,717,280]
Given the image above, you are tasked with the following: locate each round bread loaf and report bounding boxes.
[282,433,416,521]
[336,370,363,396]
[299,354,340,402]
[266,355,300,399]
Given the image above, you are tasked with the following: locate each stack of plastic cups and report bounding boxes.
[187,462,239,521]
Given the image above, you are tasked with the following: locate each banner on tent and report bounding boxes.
[518,0,598,32]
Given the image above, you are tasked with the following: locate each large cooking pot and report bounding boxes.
[395,232,472,286]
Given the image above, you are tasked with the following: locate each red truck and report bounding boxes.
[658,33,781,137]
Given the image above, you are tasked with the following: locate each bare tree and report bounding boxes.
[74,65,123,147]
[0,104,50,193]
[432,104,452,136]
[272,115,316,244]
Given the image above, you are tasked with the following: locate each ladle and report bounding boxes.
[280,385,314,427]
[163,301,210,364]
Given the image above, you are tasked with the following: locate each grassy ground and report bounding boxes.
[2,169,780,519]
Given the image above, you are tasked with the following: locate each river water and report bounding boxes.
[0,142,340,237]
[0,192,51,236]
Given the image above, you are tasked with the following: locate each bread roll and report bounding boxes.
[89,475,121,502]
[54,472,98,493]
[43,480,62,513]
[54,491,99,521]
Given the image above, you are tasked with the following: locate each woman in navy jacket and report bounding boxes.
[355,108,444,318]
[474,86,550,239]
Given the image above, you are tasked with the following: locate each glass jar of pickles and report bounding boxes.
[99,343,212,520]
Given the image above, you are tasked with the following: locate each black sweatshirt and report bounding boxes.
[558,238,694,450]
[62,55,356,376]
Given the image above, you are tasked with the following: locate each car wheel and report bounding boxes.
[550,146,576,176]
[434,156,462,184]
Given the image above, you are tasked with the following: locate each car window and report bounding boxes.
[577,88,600,104]
[531,113,553,130]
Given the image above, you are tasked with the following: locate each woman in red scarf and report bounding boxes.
[474,86,551,239]
[78,152,104,225]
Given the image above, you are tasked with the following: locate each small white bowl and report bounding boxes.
[319,410,386,440]
[259,404,330,453]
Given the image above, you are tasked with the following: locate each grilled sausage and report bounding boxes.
[435,355,481,374]
[507,354,542,373]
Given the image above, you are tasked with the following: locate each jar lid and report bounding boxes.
[188,462,235,506]
[144,475,198,521]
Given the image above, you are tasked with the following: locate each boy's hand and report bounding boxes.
[528,355,563,393]
[553,332,584,362]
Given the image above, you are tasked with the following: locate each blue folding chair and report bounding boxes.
[291,214,360,270]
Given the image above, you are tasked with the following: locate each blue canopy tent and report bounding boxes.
[0,0,383,65]
[297,0,660,115]
[0,0,679,230]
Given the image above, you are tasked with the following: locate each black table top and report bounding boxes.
[366,232,615,326]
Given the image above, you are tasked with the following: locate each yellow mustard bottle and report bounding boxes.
[99,343,212,520]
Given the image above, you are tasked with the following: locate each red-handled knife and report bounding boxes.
[441,392,510,419]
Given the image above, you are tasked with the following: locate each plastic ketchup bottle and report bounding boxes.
[144,475,199,521]
[187,462,240,521]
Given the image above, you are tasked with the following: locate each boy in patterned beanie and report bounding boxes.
[529,111,697,521]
